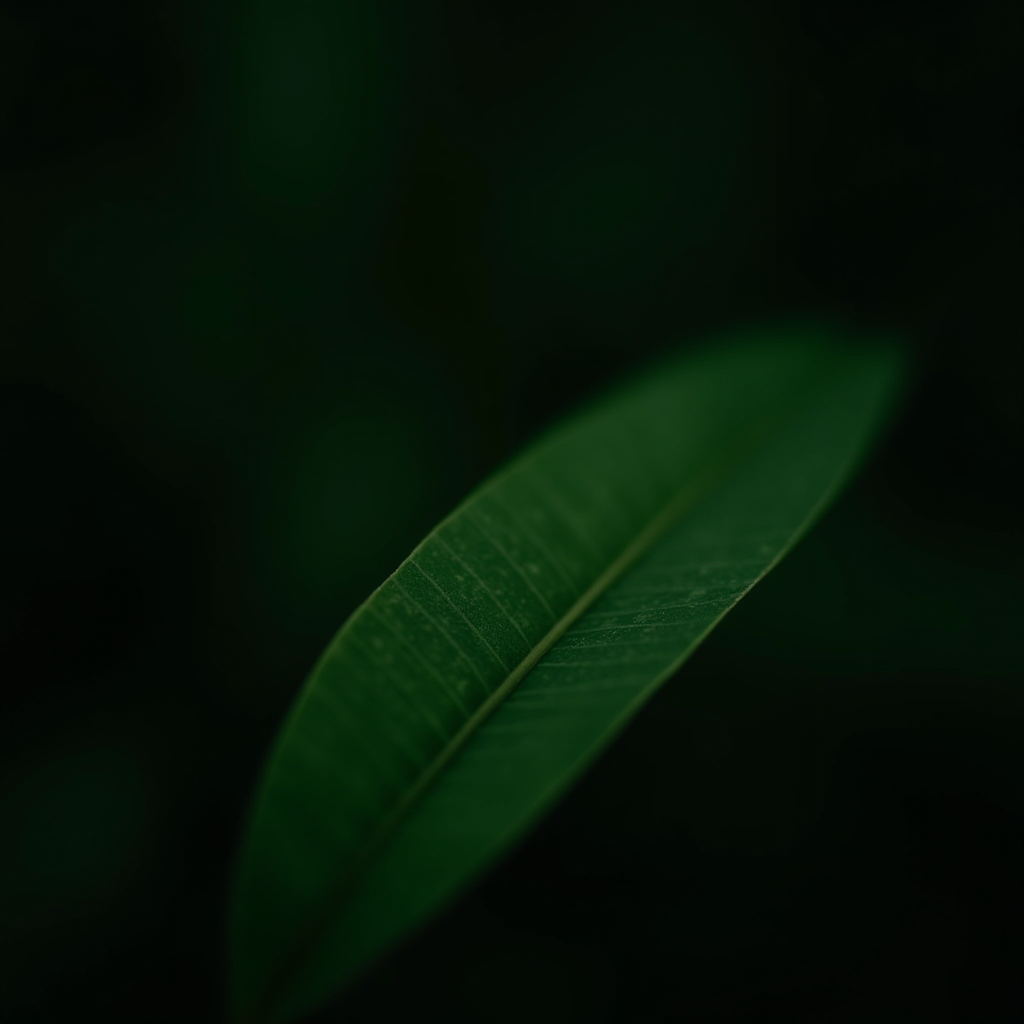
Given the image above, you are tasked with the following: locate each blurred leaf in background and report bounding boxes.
[1,2,1020,1023]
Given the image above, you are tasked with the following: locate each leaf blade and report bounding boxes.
[230,330,903,1024]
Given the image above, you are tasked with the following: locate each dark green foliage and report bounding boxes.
[232,332,902,1023]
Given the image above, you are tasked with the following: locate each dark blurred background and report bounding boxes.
[1,2,1021,1022]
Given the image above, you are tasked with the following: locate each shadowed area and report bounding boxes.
[1,2,1020,1023]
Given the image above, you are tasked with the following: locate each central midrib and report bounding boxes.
[250,351,843,1022]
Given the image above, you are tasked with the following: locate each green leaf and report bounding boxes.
[230,327,903,1024]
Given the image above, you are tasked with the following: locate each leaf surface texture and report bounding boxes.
[231,330,902,1023]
